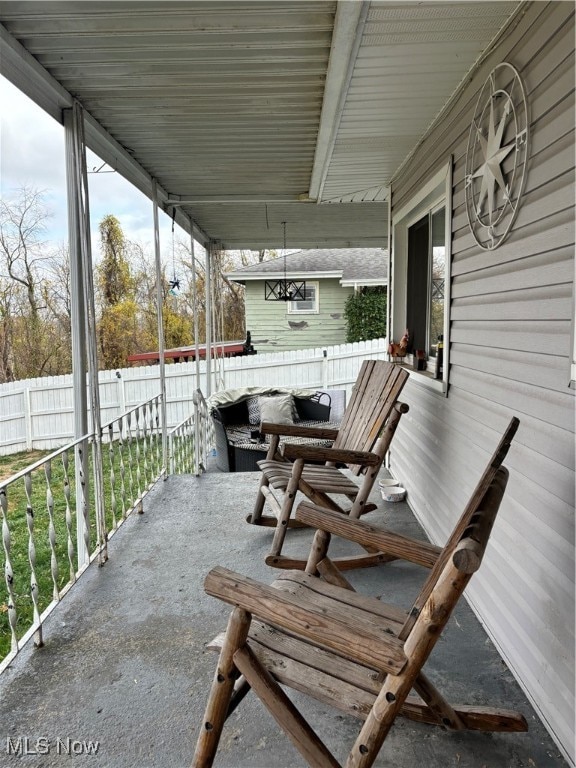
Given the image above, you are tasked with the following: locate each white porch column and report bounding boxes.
[70,102,107,565]
[63,107,90,568]
[205,243,212,397]
[152,182,168,473]
[188,219,201,392]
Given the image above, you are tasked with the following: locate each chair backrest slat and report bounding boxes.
[334,360,378,446]
[333,361,410,463]
[398,467,509,648]
[398,416,519,641]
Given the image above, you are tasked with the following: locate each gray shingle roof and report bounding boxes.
[227,248,388,285]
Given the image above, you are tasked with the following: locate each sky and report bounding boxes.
[0,75,195,265]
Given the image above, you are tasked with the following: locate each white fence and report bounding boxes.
[0,339,389,455]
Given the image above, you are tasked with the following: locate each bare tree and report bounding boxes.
[0,187,66,379]
[176,244,278,342]
[0,186,49,320]
[0,277,16,382]
[239,248,276,266]
[42,244,73,373]
[129,240,193,352]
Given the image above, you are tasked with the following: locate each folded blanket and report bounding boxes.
[207,386,317,411]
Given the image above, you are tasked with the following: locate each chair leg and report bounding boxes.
[268,459,304,558]
[192,608,251,768]
[249,435,280,524]
[413,671,465,730]
[349,471,378,520]
[305,529,332,574]
[316,557,356,590]
[228,675,252,718]
[250,472,269,524]
[345,680,406,768]
[234,645,341,768]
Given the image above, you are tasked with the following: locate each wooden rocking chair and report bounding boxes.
[192,419,525,768]
[249,360,410,571]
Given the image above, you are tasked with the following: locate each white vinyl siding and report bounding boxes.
[389,3,575,764]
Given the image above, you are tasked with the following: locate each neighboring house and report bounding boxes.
[227,248,387,352]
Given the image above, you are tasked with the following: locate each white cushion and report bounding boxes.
[259,394,294,426]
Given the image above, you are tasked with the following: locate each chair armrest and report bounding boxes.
[295,502,441,569]
[260,422,339,440]
[204,566,407,675]
[282,444,380,466]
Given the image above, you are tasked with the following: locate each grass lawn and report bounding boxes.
[0,436,162,661]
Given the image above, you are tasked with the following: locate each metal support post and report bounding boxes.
[63,107,90,569]
[72,102,107,564]
[205,243,212,397]
[188,220,201,393]
[152,181,168,475]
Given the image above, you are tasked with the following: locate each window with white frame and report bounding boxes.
[288,281,318,313]
[390,160,452,392]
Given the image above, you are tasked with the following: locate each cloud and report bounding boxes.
[1,75,187,262]
[0,78,67,191]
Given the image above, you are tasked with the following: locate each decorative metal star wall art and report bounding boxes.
[465,63,529,250]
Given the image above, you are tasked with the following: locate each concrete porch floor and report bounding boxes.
[0,468,567,768]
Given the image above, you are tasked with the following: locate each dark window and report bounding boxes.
[406,207,446,357]
[406,214,430,354]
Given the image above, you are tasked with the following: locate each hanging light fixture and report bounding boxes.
[264,221,306,301]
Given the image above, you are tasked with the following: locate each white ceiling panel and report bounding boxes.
[319,1,520,204]
[0,0,521,248]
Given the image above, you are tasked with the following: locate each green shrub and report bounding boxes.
[344,289,387,343]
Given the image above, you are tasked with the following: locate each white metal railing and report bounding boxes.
[168,389,214,476]
[0,393,165,672]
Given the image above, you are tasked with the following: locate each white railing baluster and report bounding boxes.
[141,402,150,487]
[193,390,203,475]
[186,419,194,473]
[125,410,136,506]
[118,416,128,520]
[167,389,213,476]
[76,443,90,563]
[61,449,76,584]
[24,473,42,648]
[44,460,59,601]
[134,406,142,498]
[0,488,18,656]
[154,396,162,476]
[149,399,156,479]
[108,423,118,531]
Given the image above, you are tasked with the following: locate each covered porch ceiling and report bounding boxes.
[0,0,521,249]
